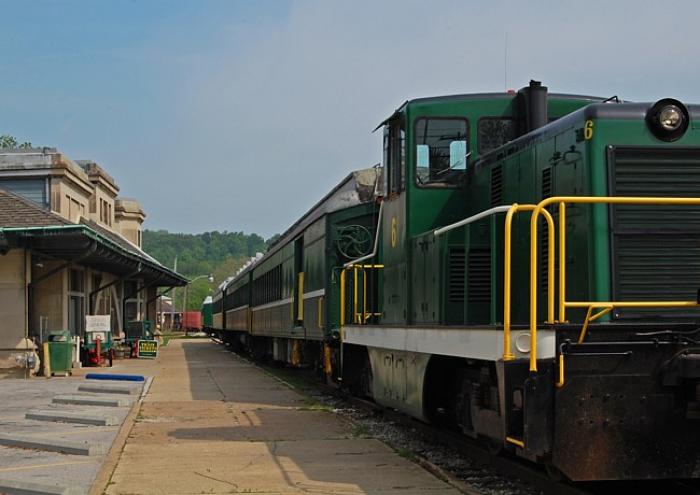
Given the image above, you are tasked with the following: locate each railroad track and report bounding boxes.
[336,393,591,495]
[339,394,700,495]
[215,339,698,495]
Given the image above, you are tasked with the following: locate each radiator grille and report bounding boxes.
[448,247,466,303]
[468,249,491,304]
[610,147,700,317]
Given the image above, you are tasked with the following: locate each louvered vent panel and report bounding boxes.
[468,249,491,304]
[540,168,553,291]
[491,165,503,206]
[448,247,466,303]
[611,147,700,317]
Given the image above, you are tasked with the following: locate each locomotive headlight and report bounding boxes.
[659,105,682,131]
[646,98,690,141]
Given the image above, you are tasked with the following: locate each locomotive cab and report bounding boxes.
[378,82,600,327]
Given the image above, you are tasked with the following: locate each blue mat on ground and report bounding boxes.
[85,373,145,382]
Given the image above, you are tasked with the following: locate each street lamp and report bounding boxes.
[182,274,214,334]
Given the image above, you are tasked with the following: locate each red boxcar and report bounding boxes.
[182,311,202,331]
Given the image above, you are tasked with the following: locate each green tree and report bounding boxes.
[0,134,32,149]
[142,230,270,310]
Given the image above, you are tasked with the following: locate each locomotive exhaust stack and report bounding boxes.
[518,79,548,134]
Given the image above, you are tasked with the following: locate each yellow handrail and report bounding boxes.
[503,204,555,361]
[528,196,700,372]
[578,305,613,344]
[340,264,384,326]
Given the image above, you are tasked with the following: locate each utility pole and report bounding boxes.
[183,284,188,334]
[171,256,177,330]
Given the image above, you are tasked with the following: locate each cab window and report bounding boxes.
[478,117,518,154]
[384,122,406,195]
[414,118,469,186]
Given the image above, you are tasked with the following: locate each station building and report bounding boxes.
[0,148,186,371]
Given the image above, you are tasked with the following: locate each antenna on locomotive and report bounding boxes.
[504,32,508,92]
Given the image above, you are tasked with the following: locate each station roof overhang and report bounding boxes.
[0,224,187,287]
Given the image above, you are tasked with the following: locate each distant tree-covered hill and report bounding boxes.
[142,229,271,310]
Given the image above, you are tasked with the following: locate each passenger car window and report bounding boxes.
[414,118,469,186]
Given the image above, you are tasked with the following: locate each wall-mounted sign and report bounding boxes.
[86,315,111,333]
[137,340,158,359]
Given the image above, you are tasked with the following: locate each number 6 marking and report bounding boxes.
[391,217,397,248]
[584,120,594,140]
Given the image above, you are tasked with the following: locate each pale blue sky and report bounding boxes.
[2,0,699,236]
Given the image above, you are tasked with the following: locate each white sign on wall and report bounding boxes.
[86,315,111,333]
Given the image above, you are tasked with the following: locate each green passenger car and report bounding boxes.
[201,296,213,331]
[211,167,381,368]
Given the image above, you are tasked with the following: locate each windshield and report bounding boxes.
[414,117,469,186]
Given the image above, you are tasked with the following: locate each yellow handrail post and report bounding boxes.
[363,268,367,324]
[353,266,359,324]
[558,202,567,323]
[340,268,346,325]
[541,209,556,324]
[503,204,518,361]
[529,204,544,373]
[556,353,565,388]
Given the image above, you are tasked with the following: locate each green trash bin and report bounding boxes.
[48,330,73,375]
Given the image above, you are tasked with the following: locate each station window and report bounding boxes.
[478,117,518,154]
[99,199,112,226]
[414,117,469,187]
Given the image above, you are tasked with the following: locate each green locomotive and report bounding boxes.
[213,81,700,481]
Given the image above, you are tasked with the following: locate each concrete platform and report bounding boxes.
[52,395,131,407]
[102,340,460,494]
[26,410,119,426]
[0,478,84,495]
[76,383,140,395]
[0,372,143,494]
[0,432,105,456]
